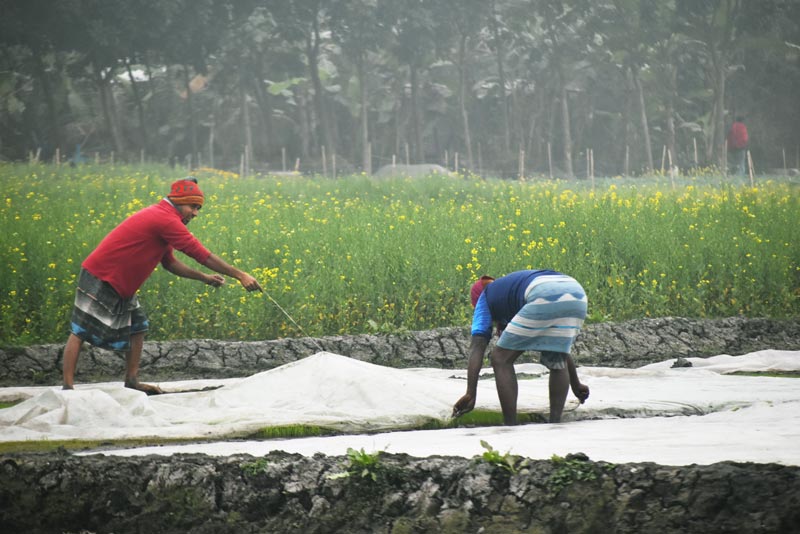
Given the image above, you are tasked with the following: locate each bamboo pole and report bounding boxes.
[585,149,590,181]
[454,152,459,174]
[693,138,698,168]
[668,148,675,190]
[547,142,553,180]
[723,142,728,176]
[321,145,327,177]
[405,143,410,166]
[367,142,372,175]
[209,120,215,168]
[518,148,525,181]
[624,145,630,177]
[332,153,337,179]
[660,145,666,174]
[294,158,300,172]
[477,142,483,178]
[747,150,755,187]
[282,147,287,172]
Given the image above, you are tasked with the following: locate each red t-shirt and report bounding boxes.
[727,122,748,150]
[82,199,211,298]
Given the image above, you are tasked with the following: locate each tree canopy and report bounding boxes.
[1,0,798,176]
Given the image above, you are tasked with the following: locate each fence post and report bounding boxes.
[478,142,483,178]
[668,149,675,190]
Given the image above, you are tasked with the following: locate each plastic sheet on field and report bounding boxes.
[2,350,799,466]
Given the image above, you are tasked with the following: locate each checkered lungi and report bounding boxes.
[70,269,149,351]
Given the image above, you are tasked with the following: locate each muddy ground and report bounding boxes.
[1,316,799,533]
[1,449,799,534]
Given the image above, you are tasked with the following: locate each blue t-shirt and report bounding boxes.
[471,269,559,338]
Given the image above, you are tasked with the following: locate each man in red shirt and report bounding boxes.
[62,178,262,394]
[726,116,749,175]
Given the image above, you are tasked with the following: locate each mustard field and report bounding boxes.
[1,164,798,345]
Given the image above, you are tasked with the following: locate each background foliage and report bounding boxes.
[1,0,799,177]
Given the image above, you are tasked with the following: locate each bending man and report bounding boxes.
[453,270,590,424]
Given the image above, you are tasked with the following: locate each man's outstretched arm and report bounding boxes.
[453,335,490,417]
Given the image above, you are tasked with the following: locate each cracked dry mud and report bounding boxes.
[1,317,799,533]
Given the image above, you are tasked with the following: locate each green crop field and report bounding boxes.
[1,163,798,346]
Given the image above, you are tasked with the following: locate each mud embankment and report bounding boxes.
[1,450,799,534]
[2,316,799,533]
[2,316,799,387]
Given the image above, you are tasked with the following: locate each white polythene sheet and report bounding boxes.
[1,349,798,466]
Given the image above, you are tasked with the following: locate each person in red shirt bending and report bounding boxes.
[726,116,749,176]
[62,178,262,394]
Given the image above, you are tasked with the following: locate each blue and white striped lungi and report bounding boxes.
[496,274,587,368]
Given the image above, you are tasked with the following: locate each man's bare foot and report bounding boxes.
[124,379,164,395]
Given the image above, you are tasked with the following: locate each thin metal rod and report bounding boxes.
[262,290,325,352]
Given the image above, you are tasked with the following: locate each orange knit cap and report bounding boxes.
[168,179,204,206]
[470,275,495,307]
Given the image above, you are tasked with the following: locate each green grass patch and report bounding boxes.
[0,401,22,409]
[245,424,340,439]
[728,371,800,378]
[0,436,222,455]
[0,410,552,455]
[418,409,547,430]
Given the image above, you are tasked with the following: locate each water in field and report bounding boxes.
[2,350,799,466]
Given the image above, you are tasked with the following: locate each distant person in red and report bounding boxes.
[727,116,749,175]
[62,178,263,394]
